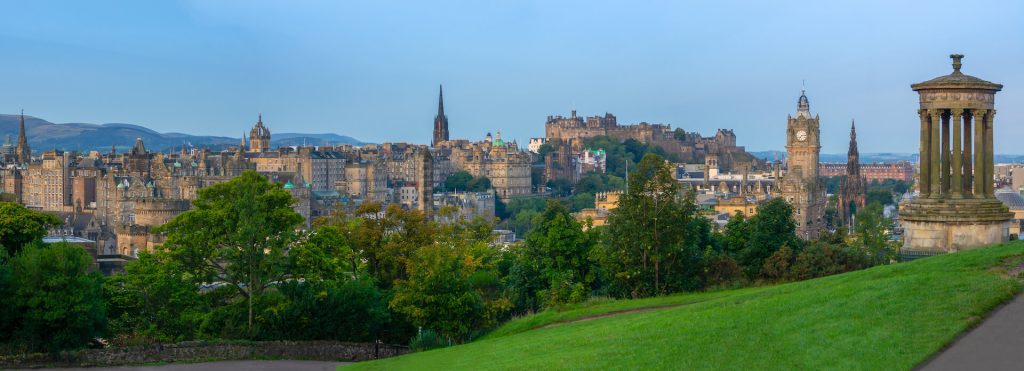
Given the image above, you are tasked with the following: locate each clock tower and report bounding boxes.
[781,90,826,239]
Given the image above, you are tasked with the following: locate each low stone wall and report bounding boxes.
[0,340,408,368]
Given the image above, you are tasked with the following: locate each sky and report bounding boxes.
[0,0,1022,154]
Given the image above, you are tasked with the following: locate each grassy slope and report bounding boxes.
[349,242,1024,370]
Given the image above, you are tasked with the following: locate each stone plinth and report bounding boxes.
[900,198,1011,256]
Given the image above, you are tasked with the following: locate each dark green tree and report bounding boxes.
[739,198,799,278]
[9,243,106,352]
[104,252,205,343]
[0,202,62,256]
[597,154,704,297]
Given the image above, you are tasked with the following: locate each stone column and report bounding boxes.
[941,110,951,195]
[974,109,987,196]
[985,110,996,198]
[951,109,963,198]
[963,112,973,196]
[929,109,942,197]
[919,109,930,197]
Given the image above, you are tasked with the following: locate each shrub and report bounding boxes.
[409,329,447,352]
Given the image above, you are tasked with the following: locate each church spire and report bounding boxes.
[15,109,30,165]
[432,84,449,147]
[847,119,861,177]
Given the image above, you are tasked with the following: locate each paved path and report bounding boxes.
[21,360,349,371]
[920,294,1024,371]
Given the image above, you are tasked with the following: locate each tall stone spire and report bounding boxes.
[15,110,30,165]
[432,85,449,147]
[839,119,866,226]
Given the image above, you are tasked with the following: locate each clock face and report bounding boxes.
[796,130,807,141]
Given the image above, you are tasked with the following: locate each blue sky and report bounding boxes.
[0,0,1021,153]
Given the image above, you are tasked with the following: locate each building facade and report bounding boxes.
[780,90,826,240]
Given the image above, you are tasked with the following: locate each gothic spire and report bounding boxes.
[15,109,31,164]
[432,84,449,147]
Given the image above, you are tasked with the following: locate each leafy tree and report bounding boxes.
[866,189,894,206]
[444,171,474,191]
[721,211,749,256]
[257,278,388,342]
[0,202,62,256]
[346,203,435,289]
[8,243,106,352]
[292,225,355,282]
[568,192,596,212]
[466,176,492,192]
[739,198,799,278]
[853,202,897,264]
[390,244,485,343]
[597,154,705,298]
[154,171,304,333]
[104,252,205,343]
[513,202,596,309]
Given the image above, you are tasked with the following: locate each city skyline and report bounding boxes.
[0,1,1021,154]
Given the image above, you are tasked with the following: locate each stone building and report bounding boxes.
[442,133,532,200]
[837,120,866,226]
[900,54,1012,257]
[820,161,915,183]
[780,90,826,240]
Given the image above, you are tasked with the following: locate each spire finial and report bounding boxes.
[951,54,964,73]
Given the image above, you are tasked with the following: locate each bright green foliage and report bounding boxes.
[739,197,799,278]
[720,211,749,256]
[597,154,704,298]
[104,252,205,344]
[7,243,106,352]
[154,171,304,333]
[0,202,62,256]
[853,202,898,264]
[292,225,355,282]
[349,242,1024,371]
[389,244,486,343]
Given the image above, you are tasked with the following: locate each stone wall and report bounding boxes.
[0,340,408,368]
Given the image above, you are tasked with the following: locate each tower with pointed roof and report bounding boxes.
[781,89,826,240]
[838,120,866,227]
[432,85,449,147]
[250,114,271,152]
[15,110,30,165]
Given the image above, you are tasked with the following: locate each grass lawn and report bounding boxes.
[347,242,1024,370]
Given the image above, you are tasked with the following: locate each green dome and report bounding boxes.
[283,181,294,189]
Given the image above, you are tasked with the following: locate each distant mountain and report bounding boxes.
[0,114,366,154]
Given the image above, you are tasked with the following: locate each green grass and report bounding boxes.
[348,242,1024,370]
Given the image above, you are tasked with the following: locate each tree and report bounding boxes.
[853,202,897,264]
[597,154,705,298]
[8,243,106,352]
[444,171,474,191]
[720,211,749,256]
[154,171,304,334]
[346,203,435,289]
[0,202,62,256]
[739,198,799,278]
[104,251,205,343]
[292,224,355,282]
[390,244,485,343]
[512,201,596,309]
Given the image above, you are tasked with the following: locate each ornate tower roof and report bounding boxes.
[847,119,860,177]
[796,90,811,118]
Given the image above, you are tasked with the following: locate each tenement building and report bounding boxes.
[900,54,1012,257]
[780,90,826,239]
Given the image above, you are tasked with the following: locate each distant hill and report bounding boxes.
[0,114,366,154]
[751,150,1024,164]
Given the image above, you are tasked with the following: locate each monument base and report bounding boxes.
[900,197,1012,257]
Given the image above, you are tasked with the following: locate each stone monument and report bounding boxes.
[900,54,1011,257]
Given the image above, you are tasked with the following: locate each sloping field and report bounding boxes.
[348,242,1024,370]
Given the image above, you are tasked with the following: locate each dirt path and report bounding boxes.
[539,304,686,329]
